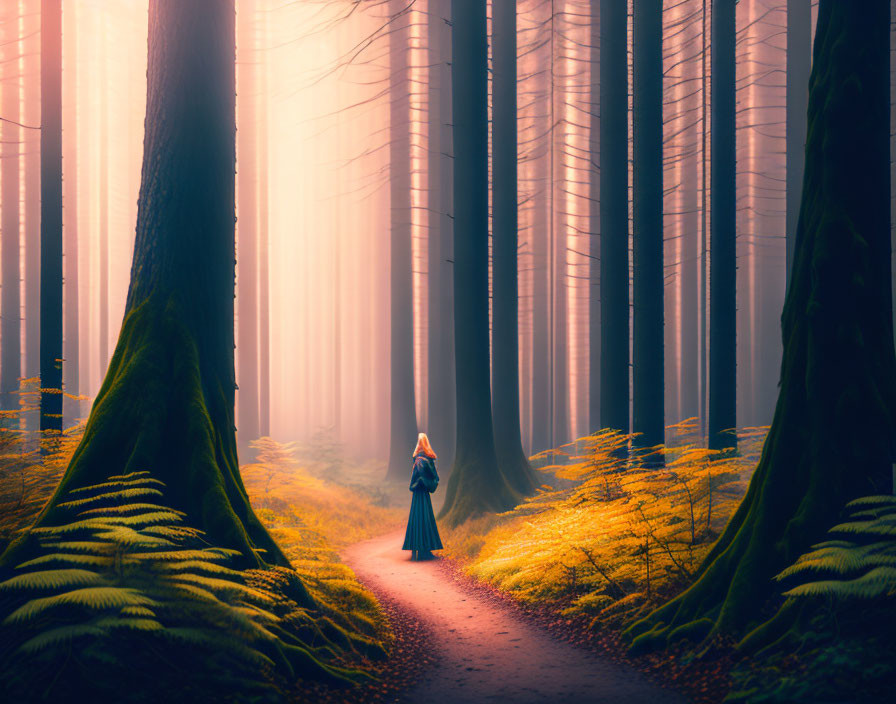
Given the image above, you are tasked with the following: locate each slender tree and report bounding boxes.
[426,0,455,471]
[628,0,895,649]
[492,0,537,496]
[1,3,21,413]
[25,0,42,384]
[385,0,418,480]
[599,0,629,436]
[98,17,110,374]
[237,0,260,448]
[785,0,810,287]
[9,0,287,568]
[62,0,79,406]
[632,0,664,454]
[439,0,519,526]
[257,1,271,438]
[708,0,736,451]
[39,0,63,433]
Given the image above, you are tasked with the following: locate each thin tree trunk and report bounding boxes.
[632,0,664,455]
[439,0,519,526]
[98,23,109,375]
[386,0,418,480]
[62,0,79,406]
[600,0,630,436]
[709,0,737,451]
[237,0,260,449]
[40,0,63,433]
[785,0,811,288]
[492,0,537,496]
[257,0,270,439]
[25,0,42,385]
[426,0,455,470]
[1,2,22,413]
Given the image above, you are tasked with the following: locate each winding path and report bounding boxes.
[343,529,686,704]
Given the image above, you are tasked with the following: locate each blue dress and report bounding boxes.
[402,454,444,552]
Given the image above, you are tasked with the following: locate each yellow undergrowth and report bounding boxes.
[442,420,767,627]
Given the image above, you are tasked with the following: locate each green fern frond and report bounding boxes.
[156,560,241,577]
[0,569,106,592]
[105,471,154,482]
[5,587,158,624]
[845,495,896,509]
[17,623,108,654]
[91,527,176,548]
[56,487,165,509]
[125,549,232,562]
[39,540,116,554]
[119,605,157,618]
[65,476,165,496]
[783,566,896,600]
[79,503,184,518]
[16,553,118,569]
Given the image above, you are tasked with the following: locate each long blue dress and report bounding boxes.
[402,454,443,553]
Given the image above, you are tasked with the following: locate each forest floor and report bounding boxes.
[342,528,686,704]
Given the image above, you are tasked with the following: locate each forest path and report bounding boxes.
[342,529,686,704]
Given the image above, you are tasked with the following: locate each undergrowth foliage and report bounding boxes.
[444,421,766,627]
[727,495,896,703]
[775,494,896,600]
[0,471,377,703]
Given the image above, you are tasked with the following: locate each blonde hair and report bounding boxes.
[413,432,437,459]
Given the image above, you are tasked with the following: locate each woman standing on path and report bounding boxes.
[402,433,443,560]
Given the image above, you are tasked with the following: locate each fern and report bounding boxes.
[776,494,896,601]
[0,568,106,592]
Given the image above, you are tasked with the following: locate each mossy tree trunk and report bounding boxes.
[4,0,288,570]
[439,0,521,527]
[627,0,896,650]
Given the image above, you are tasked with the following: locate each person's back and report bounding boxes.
[402,433,443,560]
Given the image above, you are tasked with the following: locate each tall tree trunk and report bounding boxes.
[1,3,21,413]
[628,0,896,649]
[385,0,418,480]
[587,2,599,433]
[40,0,63,433]
[426,0,455,471]
[62,0,79,406]
[785,0,811,288]
[549,6,569,448]
[10,0,287,569]
[491,0,537,496]
[98,25,109,375]
[530,61,552,455]
[439,0,519,526]
[708,0,737,451]
[237,0,260,449]
[257,0,270,439]
[632,0,664,454]
[25,0,41,385]
[599,0,629,436]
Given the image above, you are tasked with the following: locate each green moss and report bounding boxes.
[2,294,287,572]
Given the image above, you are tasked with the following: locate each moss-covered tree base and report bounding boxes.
[2,294,289,573]
[626,0,896,654]
[439,450,522,528]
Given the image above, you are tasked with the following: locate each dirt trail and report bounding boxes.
[343,529,686,704]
